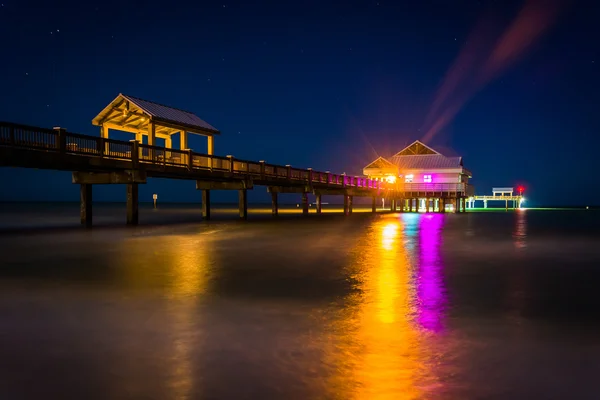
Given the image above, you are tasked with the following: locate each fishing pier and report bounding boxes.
[0,95,473,227]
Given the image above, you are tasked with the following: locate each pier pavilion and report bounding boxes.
[363,140,474,212]
[92,94,219,154]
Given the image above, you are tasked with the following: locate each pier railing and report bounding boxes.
[0,121,385,191]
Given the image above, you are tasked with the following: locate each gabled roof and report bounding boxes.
[389,154,463,169]
[393,140,440,157]
[363,156,397,170]
[92,93,220,135]
[121,94,219,134]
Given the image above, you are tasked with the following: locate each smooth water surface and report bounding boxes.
[1,209,600,399]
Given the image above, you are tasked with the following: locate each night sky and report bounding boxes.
[0,0,598,205]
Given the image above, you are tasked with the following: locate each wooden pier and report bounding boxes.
[0,122,471,226]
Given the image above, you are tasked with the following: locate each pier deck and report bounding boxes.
[0,121,470,226]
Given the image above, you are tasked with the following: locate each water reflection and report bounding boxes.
[513,210,528,249]
[116,233,214,399]
[342,214,447,399]
[417,214,446,333]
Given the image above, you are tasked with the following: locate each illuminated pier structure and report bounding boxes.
[0,94,407,227]
[467,187,524,210]
[363,140,474,213]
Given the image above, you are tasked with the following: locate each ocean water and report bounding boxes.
[1,207,600,399]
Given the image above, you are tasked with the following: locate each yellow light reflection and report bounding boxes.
[163,234,212,399]
[348,217,425,400]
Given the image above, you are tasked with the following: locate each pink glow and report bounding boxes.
[421,0,563,144]
[416,214,446,333]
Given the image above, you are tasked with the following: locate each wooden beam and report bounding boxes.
[151,118,219,136]
[148,121,155,146]
[196,180,253,190]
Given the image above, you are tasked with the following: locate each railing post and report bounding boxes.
[97,137,105,157]
[307,168,313,185]
[259,161,265,178]
[188,149,193,170]
[325,171,330,184]
[54,127,66,153]
[285,164,291,180]
[342,173,346,188]
[130,140,139,168]
[227,155,234,173]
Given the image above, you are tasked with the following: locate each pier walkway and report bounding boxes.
[0,121,470,226]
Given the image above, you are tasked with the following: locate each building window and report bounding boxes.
[423,175,432,183]
[405,174,414,183]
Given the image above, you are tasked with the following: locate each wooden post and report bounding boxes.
[409,198,413,212]
[147,122,155,162]
[316,194,323,214]
[238,189,248,220]
[202,189,211,220]
[126,183,139,225]
[440,198,445,213]
[302,192,309,215]
[260,161,266,178]
[286,165,292,180]
[371,196,377,213]
[343,194,349,215]
[97,137,104,157]
[180,130,188,150]
[165,136,172,149]
[227,155,234,173]
[271,192,278,216]
[348,195,353,215]
[426,198,430,213]
[130,140,139,168]
[54,127,66,153]
[207,135,214,155]
[80,184,92,228]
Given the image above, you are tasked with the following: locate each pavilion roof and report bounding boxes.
[92,93,220,135]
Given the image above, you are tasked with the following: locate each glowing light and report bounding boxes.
[405,174,414,183]
[417,214,446,333]
[385,175,396,184]
[423,174,432,183]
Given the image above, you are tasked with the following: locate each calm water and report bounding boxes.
[1,207,600,399]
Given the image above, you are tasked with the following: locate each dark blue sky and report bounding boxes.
[0,0,598,205]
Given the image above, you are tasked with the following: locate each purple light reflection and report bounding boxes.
[416,214,447,333]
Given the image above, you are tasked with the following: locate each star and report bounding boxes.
[25,72,28,76]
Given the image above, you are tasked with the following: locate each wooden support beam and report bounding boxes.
[343,194,349,215]
[302,192,309,215]
[196,180,253,190]
[371,196,377,213]
[202,189,210,220]
[316,193,322,214]
[126,183,139,225]
[207,135,214,155]
[147,121,155,146]
[180,130,188,150]
[348,195,353,215]
[80,184,92,228]
[238,189,248,220]
[267,186,310,194]
[271,192,278,216]
[72,171,147,185]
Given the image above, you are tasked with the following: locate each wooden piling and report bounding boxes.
[202,189,211,220]
[238,189,248,220]
[80,184,92,227]
[271,192,278,216]
[126,183,139,225]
